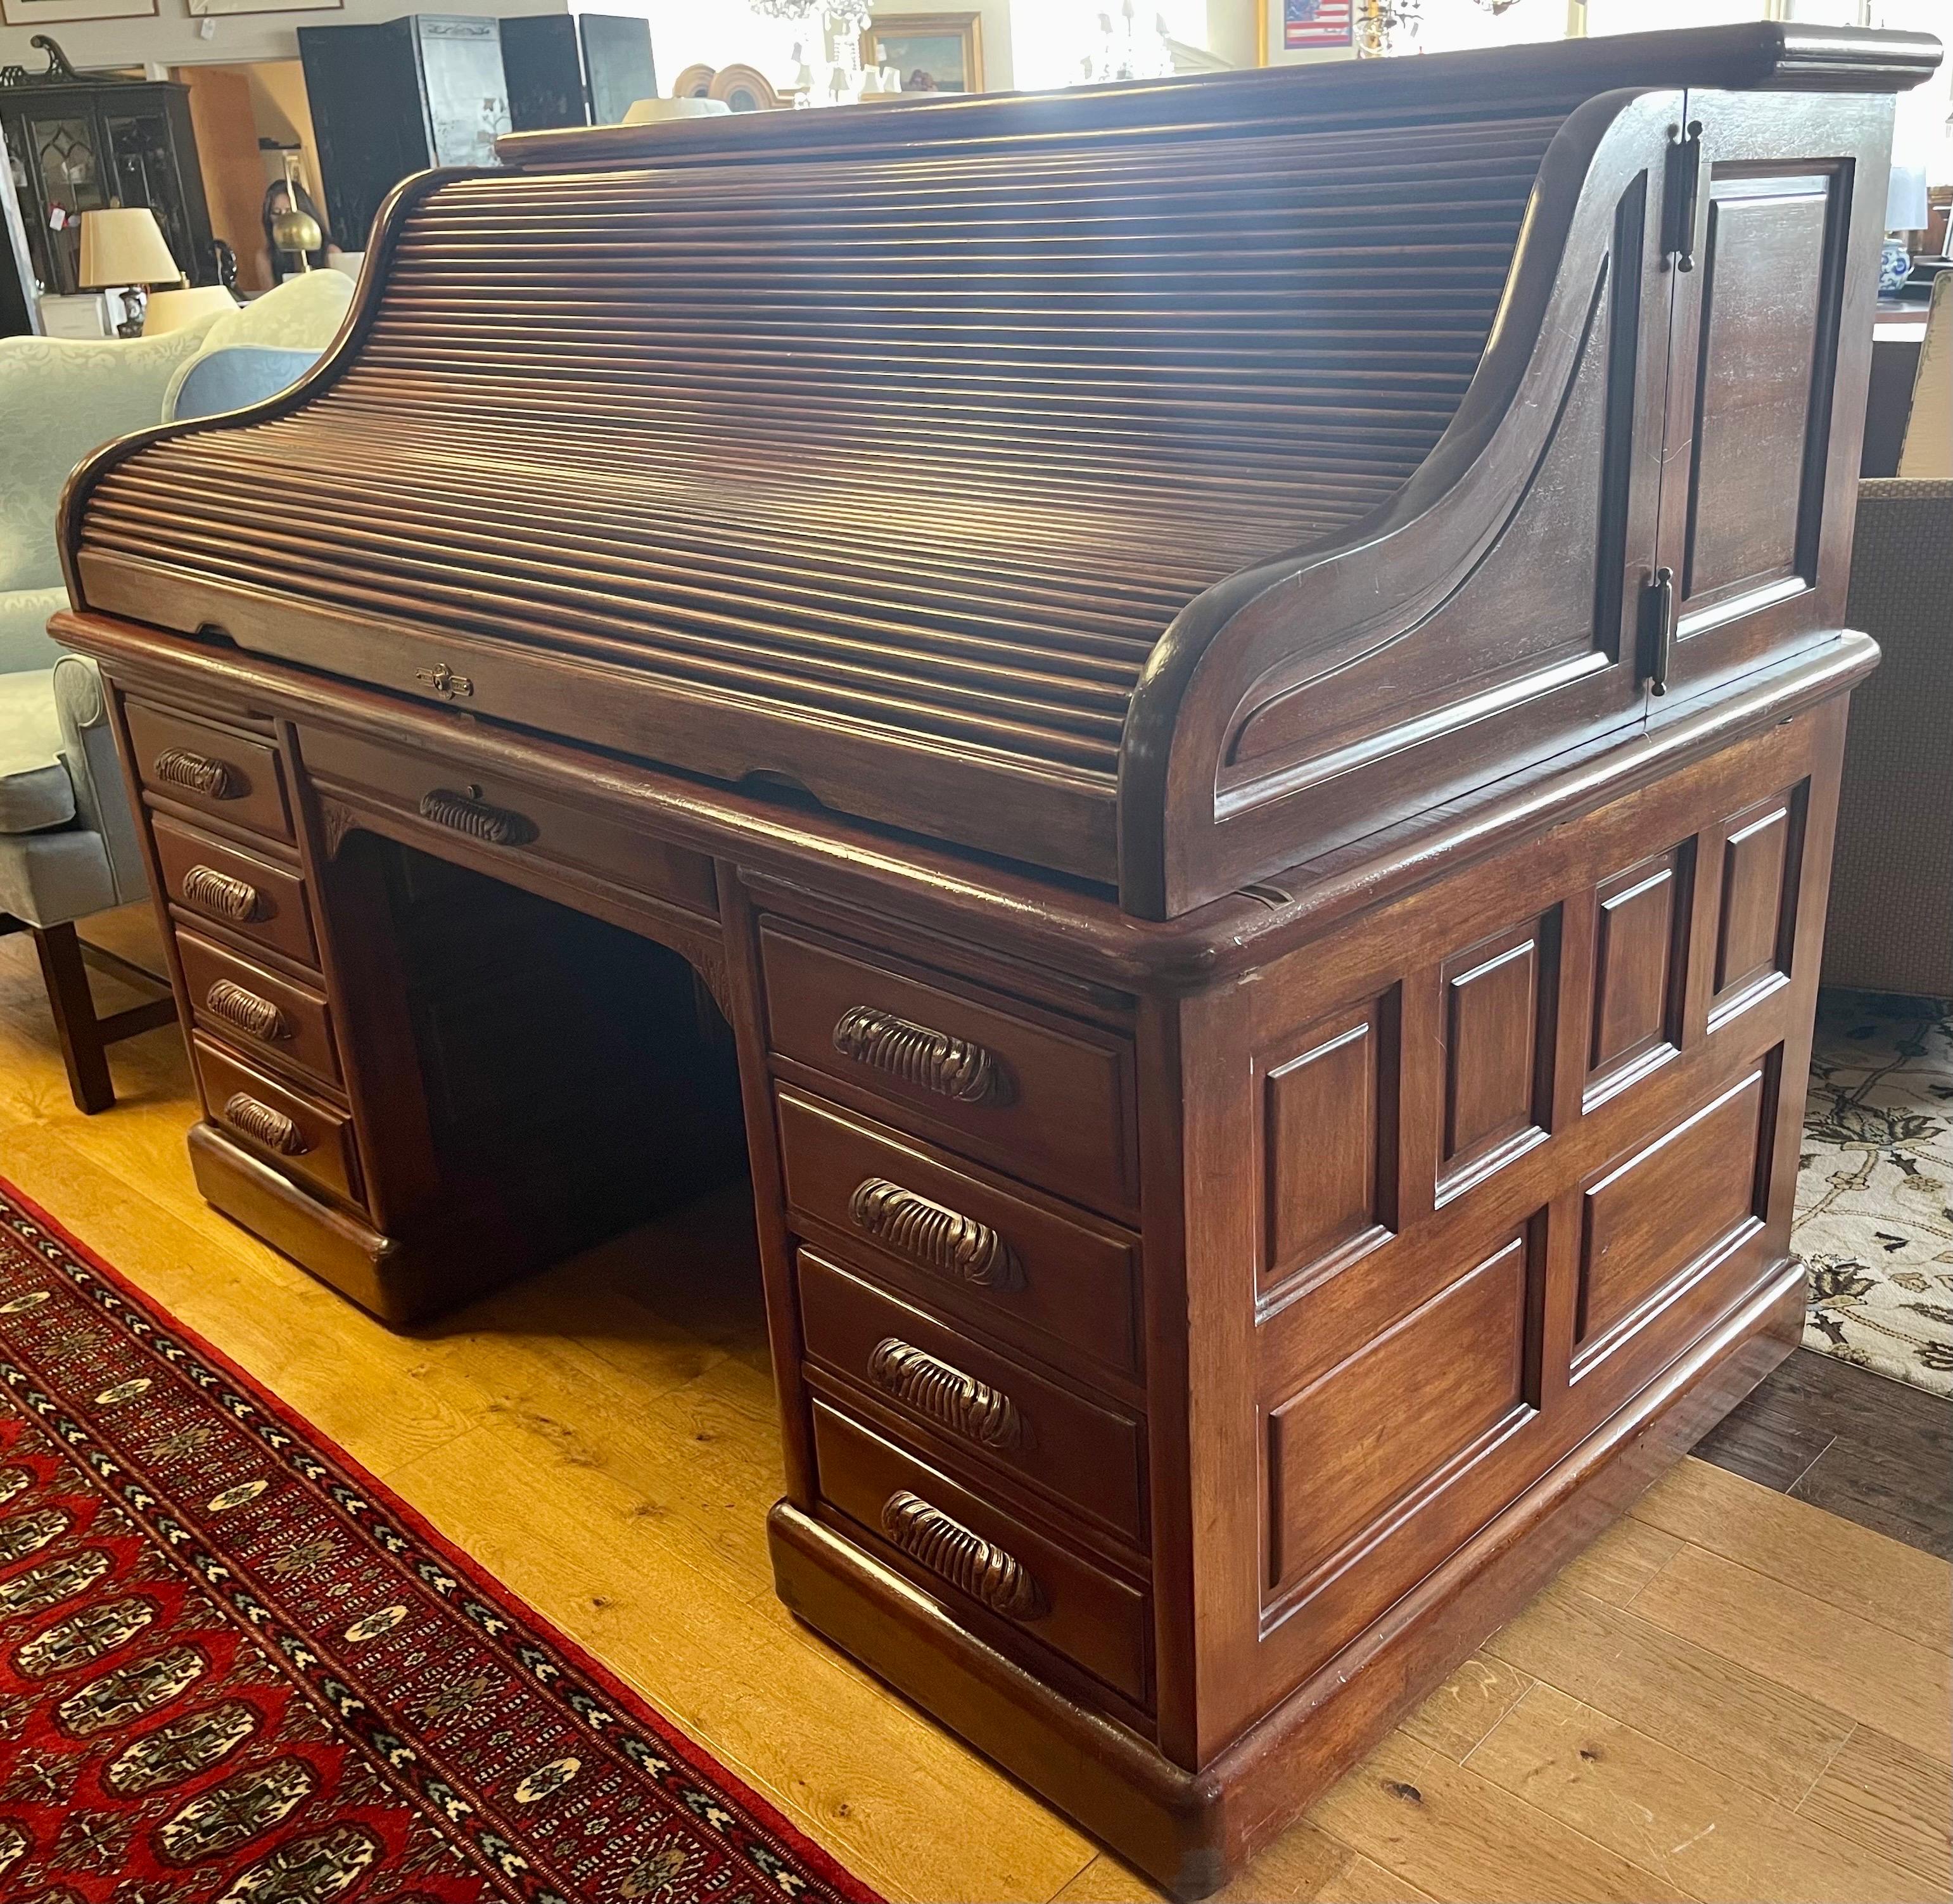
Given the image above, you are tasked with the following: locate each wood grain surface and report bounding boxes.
[3,919,1945,1904]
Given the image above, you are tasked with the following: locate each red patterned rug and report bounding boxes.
[0,1177,881,1904]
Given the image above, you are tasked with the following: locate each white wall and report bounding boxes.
[1204,0,1255,67]
[0,0,566,78]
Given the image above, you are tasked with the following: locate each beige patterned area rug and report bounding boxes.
[1797,990,1953,1396]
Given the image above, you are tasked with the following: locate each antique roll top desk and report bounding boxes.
[50,23,1939,1894]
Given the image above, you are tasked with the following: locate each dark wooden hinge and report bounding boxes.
[1664,120,1703,272]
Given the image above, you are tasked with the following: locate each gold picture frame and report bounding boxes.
[860,11,983,96]
[0,0,155,24]
[1254,0,1356,64]
[184,0,343,16]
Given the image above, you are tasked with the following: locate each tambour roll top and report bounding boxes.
[60,23,1942,918]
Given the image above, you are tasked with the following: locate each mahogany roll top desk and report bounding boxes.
[49,22,1940,1894]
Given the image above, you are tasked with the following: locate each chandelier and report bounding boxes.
[1081,1,1175,85]
[747,0,870,25]
[1356,0,1522,57]
[1353,0,1422,56]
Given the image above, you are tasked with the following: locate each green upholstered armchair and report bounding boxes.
[0,270,355,1109]
[0,322,218,670]
[0,321,220,1109]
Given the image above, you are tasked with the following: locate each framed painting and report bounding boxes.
[861,12,983,95]
[184,0,342,16]
[1258,0,1354,62]
[0,0,155,23]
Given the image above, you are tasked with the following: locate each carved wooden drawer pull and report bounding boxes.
[181,866,264,923]
[417,788,537,847]
[880,1490,1045,1621]
[868,1338,1031,1452]
[221,1093,309,1156]
[848,1178,1024,1291]
[205,980,291,1044]
[831,1006,1009,1106]
[152,747,238,800]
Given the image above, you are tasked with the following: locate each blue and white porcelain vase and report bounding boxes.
[1879,234,1912,296]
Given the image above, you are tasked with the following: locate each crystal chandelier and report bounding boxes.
[744,0,874,106]
[1079,1,1175,84]
[747,0,871,27]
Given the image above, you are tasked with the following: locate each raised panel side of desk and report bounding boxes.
[1157,689,1847,1785]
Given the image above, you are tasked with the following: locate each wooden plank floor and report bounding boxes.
[1,912,1948,1904]
[1696,1347,1952,1559]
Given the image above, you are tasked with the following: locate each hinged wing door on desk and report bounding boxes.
[1644,88,1890,705]
[1123,90,1689,916]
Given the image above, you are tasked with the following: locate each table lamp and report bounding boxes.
[270,152,322,274]
[79,207,182,338]
[142,284,239,336]
[1880,163,1929,295]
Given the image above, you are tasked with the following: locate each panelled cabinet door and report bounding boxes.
[1644,88,1892,705]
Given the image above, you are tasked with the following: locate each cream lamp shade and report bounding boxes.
[142,284,239,335]
[78,207,182,289]
[621,96,730,123]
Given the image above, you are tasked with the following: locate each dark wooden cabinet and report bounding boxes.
[499,14,587,133]
[1,53,217,331]
[302,11,661,248]
[51,24,1940,1898]
[298,14,509,255]
[500,14,657,132]
[578,14,657,127]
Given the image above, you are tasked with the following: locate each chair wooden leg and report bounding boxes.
[30,922,117,1115]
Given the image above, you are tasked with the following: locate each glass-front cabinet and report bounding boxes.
[0,55,215,335]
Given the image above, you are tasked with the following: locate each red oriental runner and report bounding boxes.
[0,1177,881,1904]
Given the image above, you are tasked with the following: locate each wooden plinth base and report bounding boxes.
[188,1125,523,1326]
[772,1260,1805,1899]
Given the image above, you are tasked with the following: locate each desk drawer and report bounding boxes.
[153,817,317,969]
[124,698,293,843]
[761,924,1136,1215]
[799,1249,1145,1546]
[193,1035,359,1206]
[177,930,340,1090]
[812,1397,1150,1707]
[297,725,718,919]
[777,1089,1141,1380]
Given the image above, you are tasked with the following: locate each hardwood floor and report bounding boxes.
[2,911,1949,1904]
[1696,1348,1952,1558]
